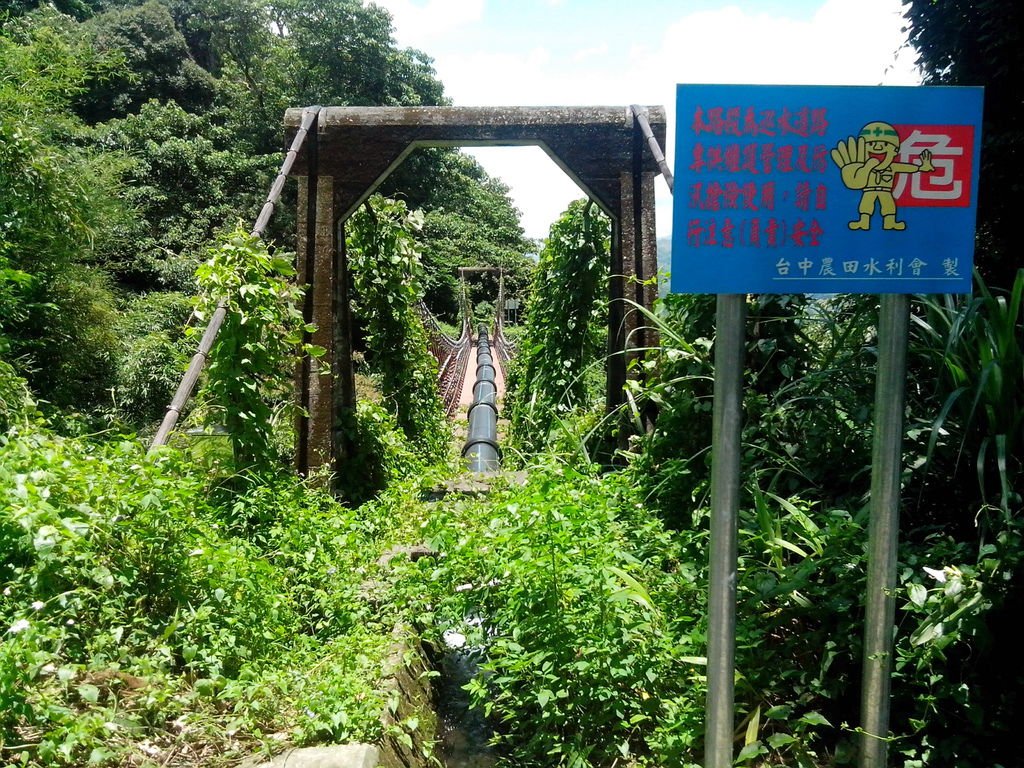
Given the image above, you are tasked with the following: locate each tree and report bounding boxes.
[176,0,447,152]
[904,0,1024,289]
[0,0,104,21]
[0,12,125,410]
[78,0,215,122]
[90,100,275,291]
[386,149,535,321]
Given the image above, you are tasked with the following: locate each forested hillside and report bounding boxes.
[0,0,533,428]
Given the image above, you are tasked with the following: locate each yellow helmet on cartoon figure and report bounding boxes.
[859,121,900,147]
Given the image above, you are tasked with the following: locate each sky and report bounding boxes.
[371,0,920,242]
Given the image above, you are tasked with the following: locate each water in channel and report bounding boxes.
[436,628,497,768]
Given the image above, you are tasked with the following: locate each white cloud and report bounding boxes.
[572,42,609,63]
[649,0,917,89]
[375,0,920,239]
[433,47,565,106]
[369,0,484,49]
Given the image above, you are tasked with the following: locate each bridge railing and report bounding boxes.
[149,105,323,451]
[417,294,471,417]
[491,272,514,371]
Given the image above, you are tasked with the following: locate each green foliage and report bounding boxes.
[892,522,1024,767]
[0,430,285,764]
[379,458,861,767]
[0,360,35,431]
[26,268,122,414]
[506,199,610,455]
[0,15,127,413]
[629,292,877,526]
[729,487,867,766]
[90,100,276,291]
[347,196,449,462]
[0,383,457,763]
[0,420,422,766]
[622,279,1024,764]
[912,269,1024,522]
[392,149,535,321]
[79,0,216,122]
[904,0,1024,288]
[4,0,533,432]
[195,225,310,472]
[110,291,192,426]
[335,400,423,506]
[389,465,703,767]
[621,294,713,521]
[1,0,103,21]
[177,0,446,152]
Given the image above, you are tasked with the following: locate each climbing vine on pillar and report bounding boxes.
[506,199,610,454]
[347,196,448,462]
[195,225,315,473]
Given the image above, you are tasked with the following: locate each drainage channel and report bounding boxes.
[436,627,496,768]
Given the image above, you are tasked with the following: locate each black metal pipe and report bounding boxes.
[463,328,501,472]
[472,378,496,402]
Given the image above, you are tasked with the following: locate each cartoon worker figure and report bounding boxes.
[831,121,934,230]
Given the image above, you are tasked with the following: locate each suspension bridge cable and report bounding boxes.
[630,104,674,193]
[149,105,323,451]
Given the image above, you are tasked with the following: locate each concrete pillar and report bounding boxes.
[620,170,659,356]
[334,219,356,458]
[637,170,659,340]
[606,181,630,421]
[295,175,337,478]
[613,161,659,437]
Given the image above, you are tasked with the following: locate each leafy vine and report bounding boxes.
[347,196,449,462]
[506,199,610,454]
[195,225,315,473]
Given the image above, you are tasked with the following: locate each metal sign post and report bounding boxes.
[705,293,747,768]
[667,84,983,767]
[859,293,911,768]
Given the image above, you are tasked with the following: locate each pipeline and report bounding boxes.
[461,326,501,473]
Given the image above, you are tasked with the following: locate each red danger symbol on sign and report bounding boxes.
[892,124,975,208]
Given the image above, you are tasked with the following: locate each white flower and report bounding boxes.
[31,601,45,611]
[922,566,947,583]
[8,618,30,634]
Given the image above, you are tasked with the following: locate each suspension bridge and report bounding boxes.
[149,104,666,478]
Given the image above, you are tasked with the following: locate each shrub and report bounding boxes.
[111,291,192,428]
[194,226,311,473]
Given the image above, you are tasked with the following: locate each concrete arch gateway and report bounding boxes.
[285,105,667,474]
